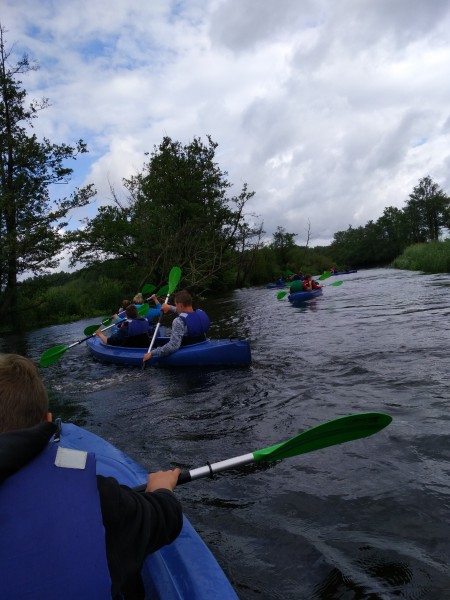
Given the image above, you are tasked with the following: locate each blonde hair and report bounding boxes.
[133,293,144,304]
[0,354,49,433]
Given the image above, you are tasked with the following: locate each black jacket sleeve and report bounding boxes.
[97,475,183,597]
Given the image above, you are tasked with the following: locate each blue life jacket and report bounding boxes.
[0,443,111,599]
[178,310,210,345]
[124,317,150,348]
[127,317,149,336]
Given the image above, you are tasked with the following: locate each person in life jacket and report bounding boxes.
[142,289,210,363]
[0,354,182,599]
[302,274,322,292]
[96,304,150,348]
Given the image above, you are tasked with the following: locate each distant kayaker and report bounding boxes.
[96,304,150,347]
[143,289,210,363]
[303,274,322,292]
[0,353,183,599]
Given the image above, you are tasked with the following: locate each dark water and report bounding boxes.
[2,268,449,599]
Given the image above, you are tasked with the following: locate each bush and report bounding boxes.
[392,240,450,273]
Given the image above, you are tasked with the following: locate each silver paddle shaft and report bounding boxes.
[187,452,255,481]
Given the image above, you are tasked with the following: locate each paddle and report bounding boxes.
[134,412,392,489]
[40,304,150,367]
[83,303,152,336]
[142,283,156,296]
[142,267,182,367]
[154,284,169,297]
[277,291,289,300]
[318,271,332,281]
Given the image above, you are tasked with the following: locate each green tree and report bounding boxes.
[0,26,95,324]
[375,206,409,261]
[404,176,449,242]
[70,135,257,292]
[270,226,297,268]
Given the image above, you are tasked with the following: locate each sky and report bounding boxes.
[2,0,450,253]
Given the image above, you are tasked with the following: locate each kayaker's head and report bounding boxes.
[304,274,312,281]
[133,293,144,305]
[126,305,139,319]
[173,290,194,313]
[0,354,52,433]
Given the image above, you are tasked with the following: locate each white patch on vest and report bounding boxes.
[54,447,87,470]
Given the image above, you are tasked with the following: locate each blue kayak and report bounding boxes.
[288,288,323,305]
[59,422,239,599]
[86,336,251,367]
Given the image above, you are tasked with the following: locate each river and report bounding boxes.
[1,267,449,599]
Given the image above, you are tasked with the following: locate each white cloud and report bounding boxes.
[2,0,450,251]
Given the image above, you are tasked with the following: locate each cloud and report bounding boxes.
[2,0,450,252]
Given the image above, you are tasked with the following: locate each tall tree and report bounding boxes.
[270,226,297,267]
[0,26,94,324]
[404,175,449,242]
[70,135,257,292]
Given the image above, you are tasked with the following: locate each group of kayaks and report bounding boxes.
[48,268,355,596]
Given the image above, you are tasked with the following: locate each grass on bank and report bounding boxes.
[392,239,450,273]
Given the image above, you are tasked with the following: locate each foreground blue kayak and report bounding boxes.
[288,288,323,305]
[86,336,251,367]
[58,422,239,599]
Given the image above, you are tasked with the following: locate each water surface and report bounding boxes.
[2,268,449,599]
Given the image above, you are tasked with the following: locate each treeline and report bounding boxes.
[329,176,450,269]
[1,26,450,332]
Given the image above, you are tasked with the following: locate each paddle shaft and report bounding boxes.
[67,320,118,349]
[146,290,171,353]
[134,412,392,490]
[145,268,181,355]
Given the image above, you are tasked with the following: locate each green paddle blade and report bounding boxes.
[84,324,100,336]
[168,266,182,294]
[155,284,169,297]
[142,283,156,295]
[330,280,343,287]
[318,271,332,281]
[39,345,70,367]
[252,413,392,462]
[277,291,288,300]
[137,303,150,316]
